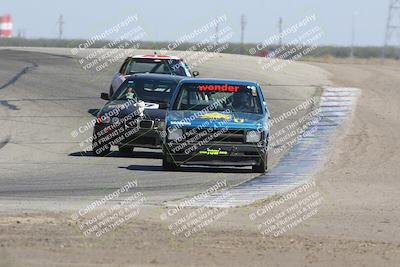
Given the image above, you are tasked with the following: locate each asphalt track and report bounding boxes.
[0,48,330,211]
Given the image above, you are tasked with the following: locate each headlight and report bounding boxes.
[157,120,165,130]
[111,117,120,124]
[168,128,183,141]
[246,131,261,143]
[98,116,111,124]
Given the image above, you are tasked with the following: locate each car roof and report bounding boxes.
[125,73,186,82]
[179,78,259,86]
[132,54,181,60]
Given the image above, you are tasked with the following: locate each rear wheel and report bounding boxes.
[162,149,178,171]
[252,152,268,173]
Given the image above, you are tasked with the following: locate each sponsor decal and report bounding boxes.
[198,148,228,156]
[198,84,240,92]
[170,121,191,126]
[199,112,232,120]
[143,102,159,109]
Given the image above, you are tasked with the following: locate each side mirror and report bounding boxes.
[192,71,200,77]
[101,93,109,100]
[159,103,169,109]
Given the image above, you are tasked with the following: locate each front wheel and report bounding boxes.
[92,142,110,157]
[162,152,178,171]
[252,152,268,173]
[92,130,111,157]
[119,145,133,155]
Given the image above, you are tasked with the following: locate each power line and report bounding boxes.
[383,0,400,59]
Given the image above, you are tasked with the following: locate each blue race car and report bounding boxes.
[162,79,270,173]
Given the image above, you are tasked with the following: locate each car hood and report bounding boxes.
[98,100,166,120]
[166,110,267,130]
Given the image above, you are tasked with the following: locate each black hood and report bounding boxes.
[98,100,166,121]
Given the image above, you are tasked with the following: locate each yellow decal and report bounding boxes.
[234,118,245,123]
[199,113,232,120]
[199,149,228,156]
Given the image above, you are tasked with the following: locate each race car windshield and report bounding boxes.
[112,79,178,104]
[126,59,191,77]
[172,83,263,114]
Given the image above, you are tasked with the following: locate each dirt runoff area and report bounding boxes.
[1,61,400,267]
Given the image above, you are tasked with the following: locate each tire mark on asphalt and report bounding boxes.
[0,135,11,150]
[23,51,74,60]
[0,60,39,111]
[0,100,18,110]
[0,61,38,90]
[0,58,39,149]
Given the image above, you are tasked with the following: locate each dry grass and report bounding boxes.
[302,56,400,67]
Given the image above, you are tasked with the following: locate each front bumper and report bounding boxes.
[164,143,266,166]
[94,122,163,149]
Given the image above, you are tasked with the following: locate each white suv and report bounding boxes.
[109,54,199,96]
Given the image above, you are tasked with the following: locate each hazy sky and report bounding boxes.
[1,0,390,46]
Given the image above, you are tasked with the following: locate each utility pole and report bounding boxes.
[17,29,26,38]
[240,14,247,54]
[383,0,400,59]
[215,17,219,45]
[278,17,283,47]
[350,12,357,58]
[57,14,65,39]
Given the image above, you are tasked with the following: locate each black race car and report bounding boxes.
[92,73,185,156]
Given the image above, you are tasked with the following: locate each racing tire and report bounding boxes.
[92,143,110,157]
[92,130,111,157]
[119,145,133,155]
[162,153,178,171]
[252,152,268,173]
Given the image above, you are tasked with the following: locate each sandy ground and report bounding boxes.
[1,52,400,266]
